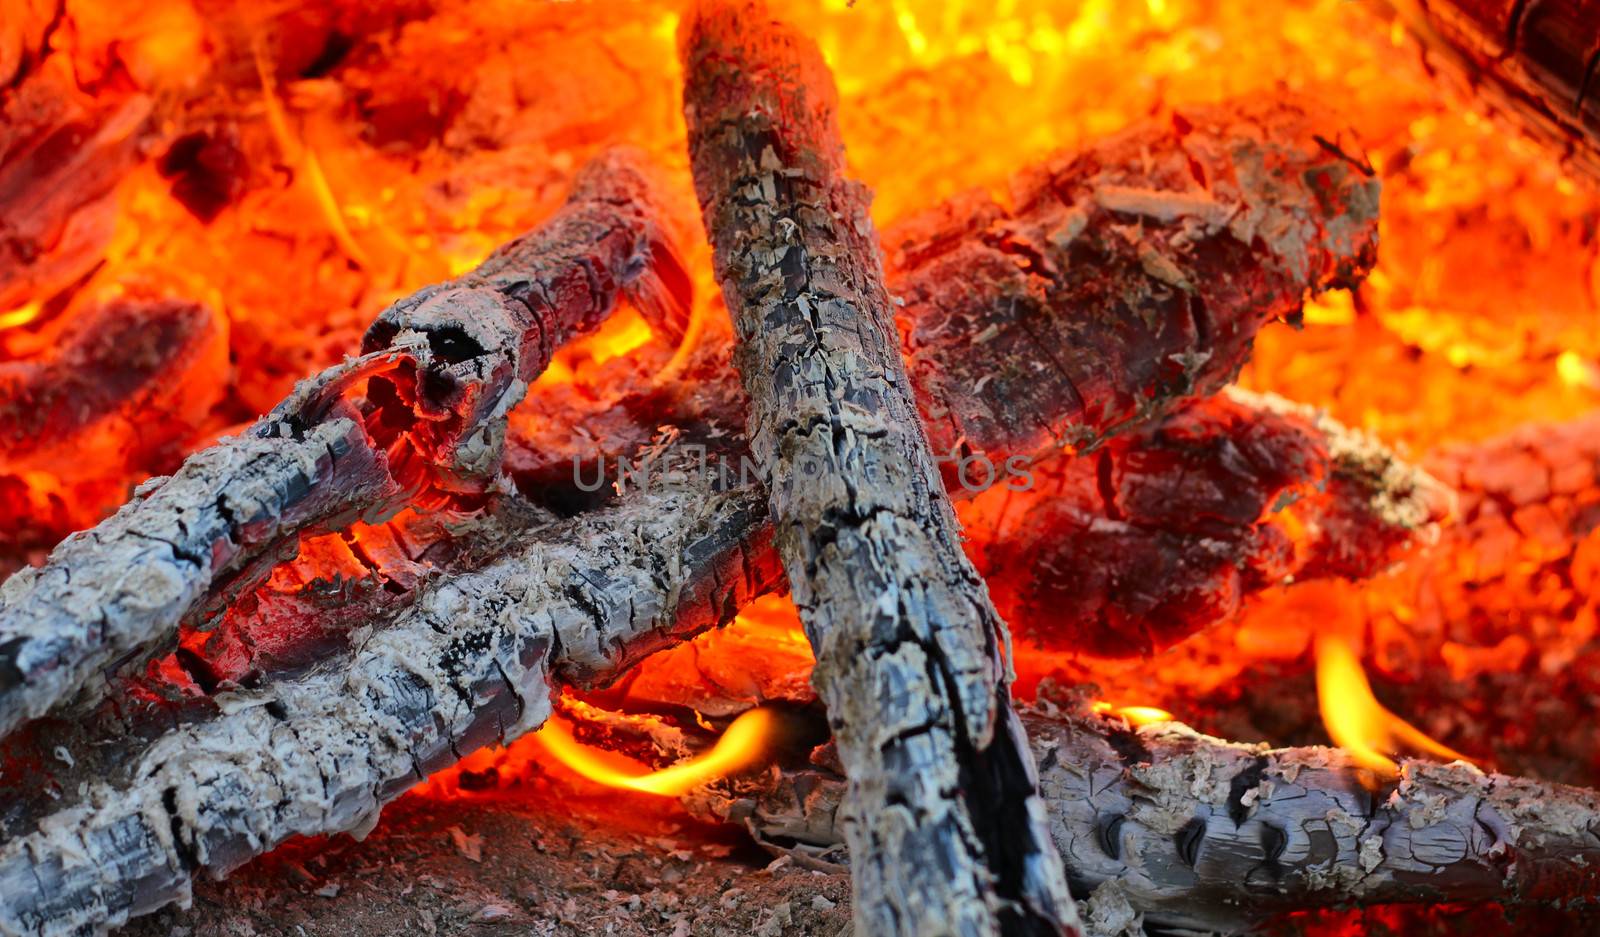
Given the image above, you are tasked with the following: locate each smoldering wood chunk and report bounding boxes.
[888,98,1380,465]
[0,291,227,478]
[977,389,1450,657]
[681,3,1077,935]
[0,63,153,310]
[1382,0,1600,180]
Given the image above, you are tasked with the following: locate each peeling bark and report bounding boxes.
[0,147,689,738]
[888,98,1380,467]
[681,3,1077,934]
[700,707,1600,934]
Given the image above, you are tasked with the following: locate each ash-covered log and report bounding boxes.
[889,98,1380,466]
[698,706,1600,935]
[0,461,775,937]
[975,388,1450,658]
[0,147,689,738]
[682,2,1077,933]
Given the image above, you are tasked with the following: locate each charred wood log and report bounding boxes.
[699,706,1600,935]
[0,288,226,479]
[681,3,1077,934]
[610,390,1449,718]
[0,60,153,311]
[1380,0,1600,181]
[0,147,689,738]
[889,98,1380,467]
[0,462,776,937]
[974,388,1450,658]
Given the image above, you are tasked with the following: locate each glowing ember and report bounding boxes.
[1315,633,1473,773]
[531,708,776,797]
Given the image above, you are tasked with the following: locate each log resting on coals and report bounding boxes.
[682,2,1077,933]
[0,460,776,937]
[0,147,690,739]
[697,706,1600,935]
[889,97,1379,465]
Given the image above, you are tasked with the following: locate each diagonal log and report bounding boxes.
[680,3,1077,933]
[0,147,689,739]
[698,706,1600,935]
[888,98,1379,466]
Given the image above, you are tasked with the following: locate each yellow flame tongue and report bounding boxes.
[1315,633,1473,774]
[533,707,775,796]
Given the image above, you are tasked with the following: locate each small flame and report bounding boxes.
[1092,701,1175,726]
[1315,633,1472,774]
[532,707,775,796]
[0,301,42,332]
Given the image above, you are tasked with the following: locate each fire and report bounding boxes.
[5,0,1597,866]
[1315,633,1472,773]
[1091,701,1175,727]
[530,708,775,797]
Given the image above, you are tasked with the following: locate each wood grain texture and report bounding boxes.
[681,3,1077,934]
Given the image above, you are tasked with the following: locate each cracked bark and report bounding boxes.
[681,2,1076,934]
[698,706,1600,935]
[0,146,689,739]
[0,462,777,937]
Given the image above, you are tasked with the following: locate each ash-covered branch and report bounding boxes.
[0,462,775,937]
[975,388,1451,658]
[889,98,1380,466]
[0,147,689,739]
[699,707,1600,935]
[681,3,1077,934]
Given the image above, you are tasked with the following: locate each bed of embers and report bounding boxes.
[4,0,1600,935]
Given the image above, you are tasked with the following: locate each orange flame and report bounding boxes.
[532,707,775,796]
[1091,701,1175,726]
[1315,633,1472,773]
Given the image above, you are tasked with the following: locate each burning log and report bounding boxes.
[974,388,1450,658]
[701,705,1600,934]
[0,147,690,738]
[0,287,227,480]
[0,462,775,937]
[682,2,1078,934]
[1380,0,1600,181]
[889,98,1380,465]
